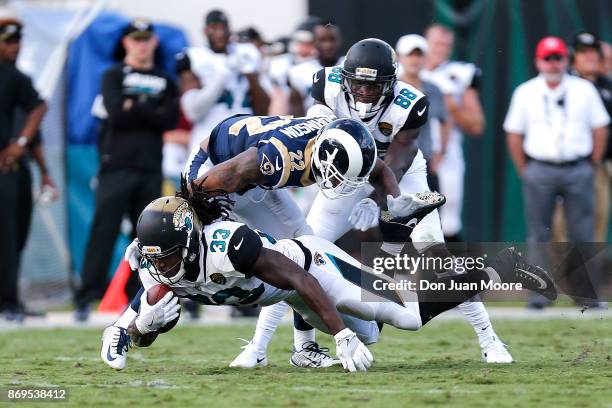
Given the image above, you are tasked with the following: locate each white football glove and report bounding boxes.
[124,238,140,271]
[386,194,415,219]
[334,328,373,372]
[134,292,181,334]
[227,44,262,74]
[349,198,380,231]
[431,71,456,95]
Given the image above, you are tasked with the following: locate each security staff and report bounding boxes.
[74,19,179,320]
[0,18,48,320]
[504,37,610,308]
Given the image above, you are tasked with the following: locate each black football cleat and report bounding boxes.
[489,248,557,301]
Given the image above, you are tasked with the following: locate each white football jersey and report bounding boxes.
[182,43,259,153]
[139,220,308,306]
[288,57,344,111]
[267,53,296,90]
[312,66,429,156]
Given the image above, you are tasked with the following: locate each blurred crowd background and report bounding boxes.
[0,0,611,319]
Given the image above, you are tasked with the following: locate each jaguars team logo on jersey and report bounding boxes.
[314,252,326,266]
[378,122,393,136]
[173,202,193,232]
[259,153,275,176]
[209,273,226,285]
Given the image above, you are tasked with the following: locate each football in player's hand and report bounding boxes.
[146,284,180,333]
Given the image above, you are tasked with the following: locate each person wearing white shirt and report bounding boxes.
[504,36,610,307]
[422,24,485,242]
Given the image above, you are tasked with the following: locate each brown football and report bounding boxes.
[146,284,180,333]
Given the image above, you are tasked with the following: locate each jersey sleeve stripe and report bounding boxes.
[299,138,316,187]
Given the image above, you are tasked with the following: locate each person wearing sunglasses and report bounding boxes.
[504,36,610,309]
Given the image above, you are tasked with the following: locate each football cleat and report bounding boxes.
[290,341,341,368]
[488,248,557,301]
[379,192,446,242]
[229,339,268,368]
[101,326,130,370]
[480,334,513,363]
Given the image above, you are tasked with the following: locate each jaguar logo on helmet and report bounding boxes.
[137,196,202,286]
[172,202,194,232]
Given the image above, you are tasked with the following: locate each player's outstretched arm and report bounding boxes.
[192,147,266,193]
[446,88,485,136]
[251,248,346,335]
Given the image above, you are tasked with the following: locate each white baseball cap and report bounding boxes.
[396,34,428,55]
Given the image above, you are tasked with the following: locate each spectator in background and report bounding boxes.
[178,9,270,157]
[267,17,320,115]
[0,18,48,321]
[569,33,612,242]
[396,34,449,191]
[284,21,344,214]
[287,21,343,117]
[601,41,612,78]
[422,24,485,242]
[504,37,610,308]
[161,112,191,193]
[237,27,267,52]
[74,19,179,321]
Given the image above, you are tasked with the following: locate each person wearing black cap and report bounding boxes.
[571,32,612,244]
[74,19,179,321]
[177,9,270,157]
[0,18,49,321]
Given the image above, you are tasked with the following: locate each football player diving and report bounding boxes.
[111,180,556,373]
[234,38,514,367]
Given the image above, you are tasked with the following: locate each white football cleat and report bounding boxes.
[480,334,513,363]
[290,341,341,368]
[229,339,268,368]
[101,325,130,370]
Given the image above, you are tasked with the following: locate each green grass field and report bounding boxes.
[1,318,611,407]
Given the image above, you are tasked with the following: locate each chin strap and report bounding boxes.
[356,102,371,118]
